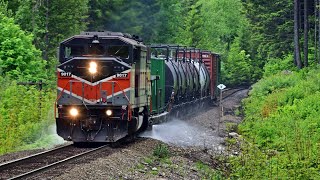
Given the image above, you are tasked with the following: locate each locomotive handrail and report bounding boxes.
[106,80,132,120]
[55,81,72,117]
[55,79,132,120]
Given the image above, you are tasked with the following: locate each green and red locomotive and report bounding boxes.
[55,32,220,143]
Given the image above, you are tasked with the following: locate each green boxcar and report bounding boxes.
[150,57,166,114]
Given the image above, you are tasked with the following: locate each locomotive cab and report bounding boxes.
[55,32,150,143]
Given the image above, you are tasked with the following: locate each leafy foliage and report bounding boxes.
[231,66,320,179]
[0,12,54,154]
[196,161,224,179]
[263,54,298,77]
[242,0,294,59]
[197,0,261,85]
[0,13,46,81]
[15,0,88,59]
[0,78,56,155]
[196,0,247,52]
[222,38,256,86]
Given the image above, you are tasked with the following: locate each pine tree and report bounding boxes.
[303,0,308,67]
[14,0,89,60]
[294,0,302,69]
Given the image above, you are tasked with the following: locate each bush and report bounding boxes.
[231,67,320,179]
[153,144,170,158]
[196,161,224,179]
[263,54,297,78]
[0,13,47,81]
[222,40,254,86]
[0,78,56,155]
[0,13,56,155]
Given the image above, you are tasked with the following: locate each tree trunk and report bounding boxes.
[314,0,317,63]
[32,0,36,31]
[44,0,49,61]
[294,0,302,69]
[304,0,308,67]
[318,0,320,63]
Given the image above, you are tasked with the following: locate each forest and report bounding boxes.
[1,0,320,178]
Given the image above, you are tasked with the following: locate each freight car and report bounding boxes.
[55,31,220,143]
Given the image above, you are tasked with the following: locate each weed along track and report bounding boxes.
[0,144,114,179]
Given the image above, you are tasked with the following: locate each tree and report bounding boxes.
[88,0,180,44]
[0,13,46,81]
[223,38,254,85]
[318,0,320,64]
[304,0,308,67]
[0,0,11,16]
[155,0,185,44]
[294,0,302,69]
[242,0,294,59]
[14,0,89,60]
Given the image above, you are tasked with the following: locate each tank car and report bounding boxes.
[148,45,220,124]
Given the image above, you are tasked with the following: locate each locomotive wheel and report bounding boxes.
[137,108,149,133]
[128,116,137,135]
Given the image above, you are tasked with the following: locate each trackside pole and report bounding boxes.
[217,84,226,135]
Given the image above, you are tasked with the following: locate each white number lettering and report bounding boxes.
[60,72,72,77]
[116,73,128,78]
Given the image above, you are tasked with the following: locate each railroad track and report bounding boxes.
[221,87,248,101]
[0,144,109,179]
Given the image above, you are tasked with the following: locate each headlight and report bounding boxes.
[89,62,97,74]
[106,109,112,116]
[70,108,79,117]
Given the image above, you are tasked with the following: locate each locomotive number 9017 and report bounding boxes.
[60,72,72,77]
[116,73,128,78]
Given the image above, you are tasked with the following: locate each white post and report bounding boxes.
[217,84,226,135]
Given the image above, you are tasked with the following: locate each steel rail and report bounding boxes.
[0,144,108,180]
[0,144,73,172]
[8,145,108,180]
[221,87,247,101]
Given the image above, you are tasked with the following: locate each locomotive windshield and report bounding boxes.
[107,45,129,59]
[64,46,85,59]
[63,45,129,60]
[59,36,138,64]
[88,44,104,55]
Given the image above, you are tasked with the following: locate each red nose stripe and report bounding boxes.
[57,72,131,101]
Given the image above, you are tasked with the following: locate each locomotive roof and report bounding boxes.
[61,31,146,48]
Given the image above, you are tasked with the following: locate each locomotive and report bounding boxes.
[55,31,220,143]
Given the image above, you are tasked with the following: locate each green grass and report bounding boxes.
[196,161,224,179]
[230,67,320,179]
[153,144,170,159]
